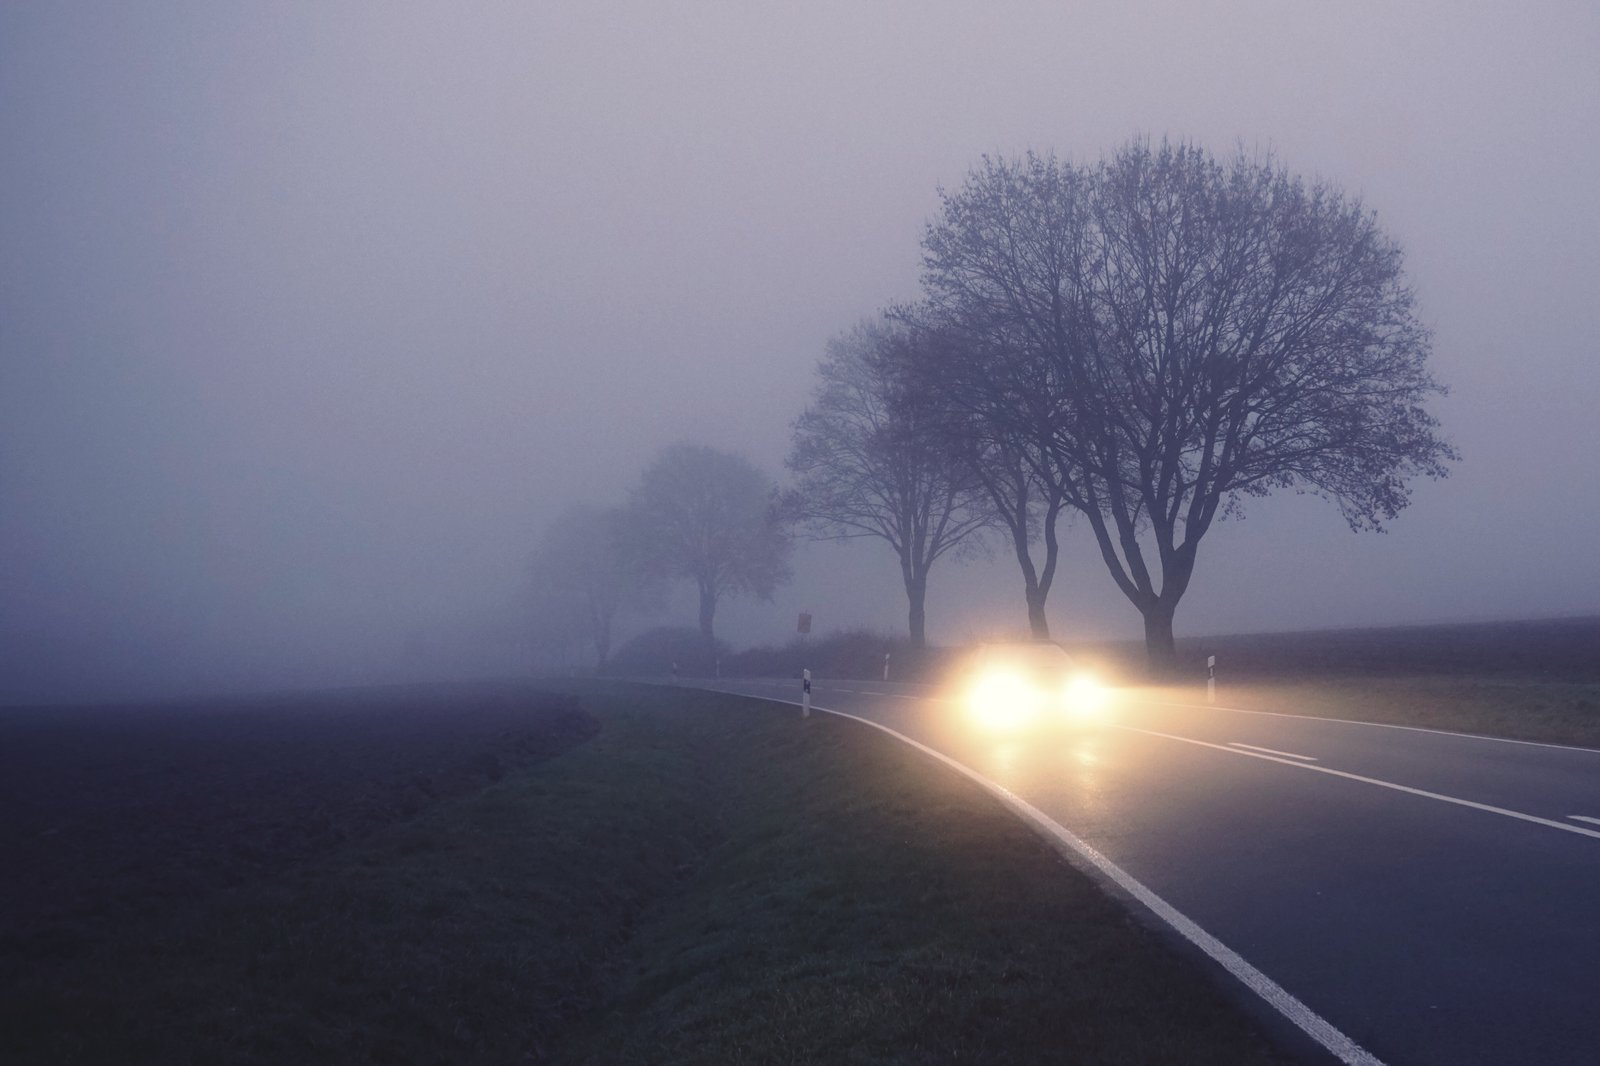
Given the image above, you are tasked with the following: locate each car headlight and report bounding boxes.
[1063,673,1108,719]
[967,671,1041,731]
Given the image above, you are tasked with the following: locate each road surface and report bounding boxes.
[678,676,1600,1066]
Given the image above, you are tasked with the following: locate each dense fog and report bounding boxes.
[3,2,1596,702]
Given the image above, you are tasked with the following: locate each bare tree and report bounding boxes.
[966,435,1068,640]
[526,504,647,669]
[624,443,792,642]
[920,141,1456,673]
[787,319,990,648]
[902,320,1071,640]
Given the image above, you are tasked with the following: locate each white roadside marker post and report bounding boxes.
[802,668,811,718]
[1207,655,1216,704]
[883,652,890,682]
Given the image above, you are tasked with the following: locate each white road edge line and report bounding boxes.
[824,705,1384,1066]
[713,688,1384,1066]
[1568,815,1600,827]
[1126,725,1600,841]
[1228,741,1317,761]
[1145,700,1600,755]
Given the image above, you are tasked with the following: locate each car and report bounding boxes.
[958,640,1112,732]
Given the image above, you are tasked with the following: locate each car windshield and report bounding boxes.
[980,643,1076,677]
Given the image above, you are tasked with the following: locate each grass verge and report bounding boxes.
[6,681,1300,1064]
[556,684,1297,1065]
[1152,676,1600,748]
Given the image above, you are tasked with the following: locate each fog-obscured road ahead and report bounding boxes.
[680,676,1600,1066]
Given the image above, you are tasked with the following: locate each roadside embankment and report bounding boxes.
[4,681,1301,1064]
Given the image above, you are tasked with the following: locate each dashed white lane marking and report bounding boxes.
[1127,725,1600,841]
[886,693,922,701]
[1228,741,1317,761]
[792,698,1385,1066]
[1568,815,1600,827]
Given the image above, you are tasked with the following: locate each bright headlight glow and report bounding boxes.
[967,670,1041,731]
[1063,673,1108,719]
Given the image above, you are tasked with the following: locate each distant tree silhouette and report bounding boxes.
[918,140,1456,673]
[526,504,651,669]
[623,443,792,642]
[787,318,989,648]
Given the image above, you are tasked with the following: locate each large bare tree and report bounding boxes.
[920,141,1456,673]
[624,443,792,642]
[902,320,1072,640]
[963,434,1068,640]
[787,319,990,648]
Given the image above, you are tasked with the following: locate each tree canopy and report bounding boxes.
[624,443,792,642]
[917,139,1456,672]
[788,318,990,647]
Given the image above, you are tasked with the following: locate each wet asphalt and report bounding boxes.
[682,676,1600,1066]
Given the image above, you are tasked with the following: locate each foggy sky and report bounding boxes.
[3,2,1597,701]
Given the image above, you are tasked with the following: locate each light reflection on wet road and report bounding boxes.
[681,676,1600,1066]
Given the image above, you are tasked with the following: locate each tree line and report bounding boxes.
[529,137,1455,676]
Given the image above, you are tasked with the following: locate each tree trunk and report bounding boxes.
[1141,602,1178,678]
[698,582,717,642]
[1034,496,1063,640]
[1026,587,1050,640]
[1008,519,1051,640]
[906,573,928,650]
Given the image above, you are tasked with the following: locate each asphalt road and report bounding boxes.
[680,675,1600,1066]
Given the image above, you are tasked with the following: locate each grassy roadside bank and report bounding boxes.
[1150,676,1600,749]
[554,684,1297,1064]
[6,681,1300,1064]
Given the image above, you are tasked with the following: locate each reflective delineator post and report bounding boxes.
[883,652,891,682]
[1207,655,1216,704]
[802,668,812,718]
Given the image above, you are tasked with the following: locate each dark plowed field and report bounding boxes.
[0,682,596,985]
